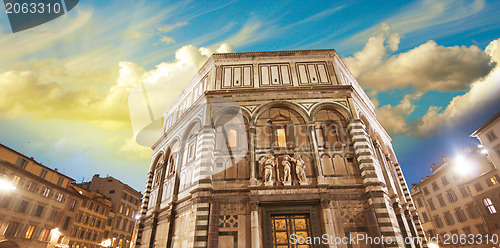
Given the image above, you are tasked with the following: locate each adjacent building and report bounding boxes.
[68,184,114,248]
[411,147,500,247]
[80,174,142,248]
[0,143,142,248]
[471,111,500,169]
[0,144,76,248]
[136,50,427,248]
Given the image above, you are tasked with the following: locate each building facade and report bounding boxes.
[471,111,500,170]
[0,144,76,248]
[68,184,114,248]
[82,175,142,248]
[410,147,500,247]
[0,143,140,248]
[136,50,427,248]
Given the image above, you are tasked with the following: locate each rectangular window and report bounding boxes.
[34,205,44,217]
[17,200,29,213]
[486,130,497,142]
[444,212,455,225]
[437,195,446,207]
[56,177,64,186]
[228,129,238,148]
[466,204,480,219]
[25,225,36,239]
[432,182,439,191]
[434,215,444,228]
[4,222,20,236]
[442,176,449,186]
[62,216,71,230]
[423,187,429,195]
[50,210,58,221]
[459,185,469,197]
[474,182,483,192]
[42,187,51,197]
[422,212,429,222]
[26,181,37,192]
[428,199,436,210]
[15,157,28,169]
[69,199,77,211]
[455,208,467,222]
[40,228,50,241]
[12,175,21,185]
[446,191,458,203]
[277,128,287,147]
[483,198,497,214]
[56,193,64,202]
[476,224,487,234]
[40,169,48,179]
[487,175,499,186]
[417,198,424,208]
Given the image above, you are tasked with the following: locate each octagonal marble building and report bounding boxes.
[135,50,427,248]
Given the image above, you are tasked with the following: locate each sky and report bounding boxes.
[1,0,500,191]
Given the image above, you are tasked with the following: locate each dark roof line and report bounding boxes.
[0,143,74,180]
[471,110,500,136]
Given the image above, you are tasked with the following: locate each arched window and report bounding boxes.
[321,121,341,145]
[313,108,348,147]
[167,153,176,175]
[483,198,496,214]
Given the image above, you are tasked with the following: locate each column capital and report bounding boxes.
[249,201,259,211]
[320,199,331,209]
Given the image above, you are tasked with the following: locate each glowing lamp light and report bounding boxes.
[101,239,112,247]
[428,243,440,248]
[52,228,61,236]
[454,155,472,176]
[0,178,16,191]
[135,214,141,220]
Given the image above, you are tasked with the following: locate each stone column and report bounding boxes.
[207,201,220,248]
[320,199,336,248]
[308,123,325,184]
[330,201,348,248]
[249,125,259,186]
[250,201,261,248]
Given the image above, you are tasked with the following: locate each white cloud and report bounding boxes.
[341,0,486,51]
[117,136,152,161]
[415,38,500,135]
[127,43,234,145]
[344,23,495,92]
[157,22,188,32]
[376,93,422,134]
[160,36,176,44]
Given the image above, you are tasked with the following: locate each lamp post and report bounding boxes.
[130,214,141,248]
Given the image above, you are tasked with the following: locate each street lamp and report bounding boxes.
[453,154,492,237]
[0,178,16,191]
[428,242,440,248]
[100,239,112,247]
[453,155,472,176]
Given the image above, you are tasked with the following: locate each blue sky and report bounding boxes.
[1,0,500,191]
